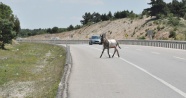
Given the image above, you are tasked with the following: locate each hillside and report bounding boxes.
[26,16,186,41]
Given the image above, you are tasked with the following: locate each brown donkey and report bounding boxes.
[100,33,121,58]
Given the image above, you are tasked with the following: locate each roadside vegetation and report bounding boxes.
[0,43,66,97]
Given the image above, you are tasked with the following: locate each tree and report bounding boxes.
[0,2,12,19]
[0,2,20,49]
[51,27,59,33]
[168,0,186,17]
[180,0,186,17]
[145,0,168,18]
[107,11,113,19]
[128,11,137,19]
[47,28,52,33]
[74,25,81,29]
[80,12,92,25]
[114,11,121,19]
[168,0,181,17]
[67,25,74,31]
[114,10,130,19]
[12,16,21,35]
[92,12,101,23]
[80,12,102,25]
[101,14,109,21]
[0,19,16,49]
[167,0,186,18]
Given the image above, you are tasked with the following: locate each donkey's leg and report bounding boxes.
[112,48,116,58]
[116,48,120,57]
[107,48,111,58]
[100,49,105,58]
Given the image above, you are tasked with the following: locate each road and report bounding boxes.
[67,44,186,98]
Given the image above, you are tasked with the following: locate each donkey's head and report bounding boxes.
[100,33,106,44]
[100,34,104,44]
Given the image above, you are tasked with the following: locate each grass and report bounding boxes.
[0,43,66,97]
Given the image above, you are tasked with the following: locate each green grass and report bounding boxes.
[0,43,66,97]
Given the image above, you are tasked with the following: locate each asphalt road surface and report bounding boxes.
[67,44,186,98]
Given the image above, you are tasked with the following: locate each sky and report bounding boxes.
[0,0,174,29]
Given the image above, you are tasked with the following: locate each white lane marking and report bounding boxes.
[151,52,160,55]
[88,46,186,98]
[173,56,186,61]
[119,58,186,98]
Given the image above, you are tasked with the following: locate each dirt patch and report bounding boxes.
[0,81,35,98]
[32,50,52,74]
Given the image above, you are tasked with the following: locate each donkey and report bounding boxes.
[100,33,121,58]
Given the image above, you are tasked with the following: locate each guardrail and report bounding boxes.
[118,40,186,50]
[17,39,186,50]
[17,40,89,44]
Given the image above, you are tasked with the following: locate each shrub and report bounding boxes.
[163,21,166,24]
[185,32,186,41]
[162,37,168,40]
[161,26,165,30]
[139,14,144,19]
[175,33,185,40]
[156,14,165,19]
[138,36,146,39]
[168,17,180,26]
[157,26,161,31]
[173,27,177,31]
[153,21,159,25]
[169,31,176,38]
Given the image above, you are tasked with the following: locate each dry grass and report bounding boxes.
[0,43,66,97]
